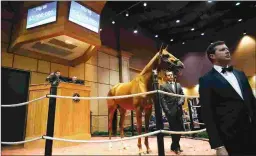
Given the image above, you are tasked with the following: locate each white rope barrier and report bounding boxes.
[1,96,47,107]
[47,90,158,100]
[160,128,206,135]
[43,130,161,143]
[158,90,199,98]
[1,128,207,145]
[1,136,42,145]
[193,122,205,125]
[192,105,201,108]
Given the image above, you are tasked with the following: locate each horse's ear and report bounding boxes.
[165,45,168,50]
[159,43,163,55]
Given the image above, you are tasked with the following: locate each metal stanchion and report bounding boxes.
[152,70,165,156]
[45,76,59,156]
[131,110,134,136]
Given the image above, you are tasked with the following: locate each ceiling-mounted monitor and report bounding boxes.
[68,1,100,33]
[26,1,57,29]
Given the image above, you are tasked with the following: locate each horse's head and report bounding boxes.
[157,45,185,76]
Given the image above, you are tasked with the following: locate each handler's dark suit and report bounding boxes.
[199,67,256,155]
[160,81,185,151]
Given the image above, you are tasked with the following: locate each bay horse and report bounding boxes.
[107,45,184,154]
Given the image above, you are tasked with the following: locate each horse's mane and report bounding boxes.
[139,52,160,76]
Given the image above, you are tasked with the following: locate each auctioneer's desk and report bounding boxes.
[25,82,91,148]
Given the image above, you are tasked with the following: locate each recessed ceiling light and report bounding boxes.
[201,33,205,36]
[176,20,180,23]
[170,39,174,42]
[238,19,242,22]
[191,28,195,31]
[182,42,185,44]
[236,2,240,6]
[112,21,115,24]
[143,2,147,7]
[155,35,158,38]
[243,32,247,35]
[211,42,213,44]
[125,13,129,17]
[100,28,102,31]
[65,40,72,44]
[133,30,138,34]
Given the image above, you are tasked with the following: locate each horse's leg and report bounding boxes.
[107,99,117,150]
[118,107,127,150]
[135,106,143,154]
[144,106,152,154]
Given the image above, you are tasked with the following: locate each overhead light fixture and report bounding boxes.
[238,19,242,22]
[65,40,72,44]
[112,21,115,24]
[201,33,205,36]
[125,11,129,17]
[191,28,195,31]
[170,39,174,42]
[100,28,102,31]
[243,31,247,35]
[143,2,147,7]
[176,20,180,23]
[182,42,185,44]
[211,42,213,44]
[236,2,240,6]
[133,29,138,34]
[155,34,158,38]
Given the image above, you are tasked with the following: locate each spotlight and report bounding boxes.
[112,21,115,24]
[191,28,195,31]
[243,32,247,35]
[238,19,242,22]
[65,40,72,44]
[208,1,212,3]
[125,11,129,17]
[170,39,174,42]
[236,2,240,6]
[133,29,138,34]
[182,42,185,44]
[211,42,213,44]
[176,20,180,23]
[201,33,205,36]
[100,28,102,31]
[155,34,158,38]
[143,2,147,7]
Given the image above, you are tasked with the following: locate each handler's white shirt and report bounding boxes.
[213,65,243,99]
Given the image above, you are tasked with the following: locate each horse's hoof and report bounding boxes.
[138,149,143,155]
[146,149,152,154]
[123,146,128,150]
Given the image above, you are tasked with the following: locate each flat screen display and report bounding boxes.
[26,1,57,29]
[68,1,100,33]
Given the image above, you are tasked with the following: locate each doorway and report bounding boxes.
[1,67,30,146]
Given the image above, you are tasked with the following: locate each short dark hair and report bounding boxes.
[54,70,60,74]
[206,41,226,63]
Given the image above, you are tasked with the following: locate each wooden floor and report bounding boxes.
[2,136,216,155]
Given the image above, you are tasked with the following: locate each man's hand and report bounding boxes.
[216,147,228,156]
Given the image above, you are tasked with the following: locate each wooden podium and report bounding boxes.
[25,82,91,148]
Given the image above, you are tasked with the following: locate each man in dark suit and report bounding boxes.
[199,41,256,156]
[160,71,185,154]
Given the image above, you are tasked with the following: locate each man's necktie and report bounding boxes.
[221,66,233,73]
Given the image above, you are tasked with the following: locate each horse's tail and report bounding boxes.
[107,88,118,136]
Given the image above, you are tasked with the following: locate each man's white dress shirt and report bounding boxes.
[213,65,243,99]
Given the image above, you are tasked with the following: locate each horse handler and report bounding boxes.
[160,71,185,154]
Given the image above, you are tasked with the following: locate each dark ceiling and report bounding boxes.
[102,1,256,45]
